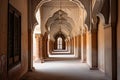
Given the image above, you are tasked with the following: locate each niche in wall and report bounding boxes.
[7,4,21,70]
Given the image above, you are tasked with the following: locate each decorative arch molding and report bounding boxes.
[49,23,72,36]
[54,32,66,50]
[70,0,88,29]
[92,0,104,15]
[31,0,87,31]
[51,29,68,41]
[83,24,88,33]
[54,31,66,39]
[45,10,74,31]
[51,20,72,30]
[92,0,105,28]
[96,13,105,26]
[31,0,52,30]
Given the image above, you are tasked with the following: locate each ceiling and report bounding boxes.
[34,0,102,41]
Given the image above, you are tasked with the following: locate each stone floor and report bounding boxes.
[21,59,106,80]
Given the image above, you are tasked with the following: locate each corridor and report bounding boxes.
[21,59,106,80]
[0,0,119,80]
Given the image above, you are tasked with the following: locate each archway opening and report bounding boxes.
[33,9,41,63]
[57,37,63,50]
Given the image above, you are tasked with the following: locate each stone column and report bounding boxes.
[77,36,79,56]
[54,40,57,50]
[39,34,44,63]
[34,34,40,61]
[72,37,74,54]
[71,38,73,53]
[43,32,48,59]
[49,40,54,54]
[81,34,84,62]
[83,33,87,62]
[90,29,98,70]
[74,36,78,57]
[28,30,34,71]
[70,38,72,53]
[68,40,70,52]
[78,34,81,59]
[65,40,67,50]
[73,36,76,54]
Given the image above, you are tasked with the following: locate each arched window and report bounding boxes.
[57,37,62,49]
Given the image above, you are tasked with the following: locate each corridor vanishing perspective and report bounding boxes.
[0,0,119,80]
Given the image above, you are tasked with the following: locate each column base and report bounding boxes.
[81,59,86,63]
[28,67,35,72]
[40,59,45,63]
[90,67,98,70]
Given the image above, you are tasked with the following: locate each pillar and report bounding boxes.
[73,36,75,55]
[81,34,84,62]
[72,37,74,54]
[54,40,57,50]
[77,35,80,57]
[74,36,79,57]
[49,40,54,54]
[70,38,72,53]
[90,29,98,69]
[68,40,70,52]
[83,32,87,62]
[28,30,34,71]
[34,34,40,61]
[39,34,44,63]
[78,34,81,59]
[43,32,48,59]
[65,40,68,50]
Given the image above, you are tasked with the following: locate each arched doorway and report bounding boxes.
[57,37,63,50]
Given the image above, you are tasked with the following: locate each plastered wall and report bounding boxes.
[0,1,8,79]
[117,0,120,79]
[104,26,112,80]
[87,32,92,67]
[98,22,105,72]
[8,0,28,79]
[0,0,8,55]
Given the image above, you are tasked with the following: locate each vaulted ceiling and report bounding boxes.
[34,0,104,41]
[39,0,87,40]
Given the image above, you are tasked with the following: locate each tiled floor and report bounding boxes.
[21,59,106,80]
